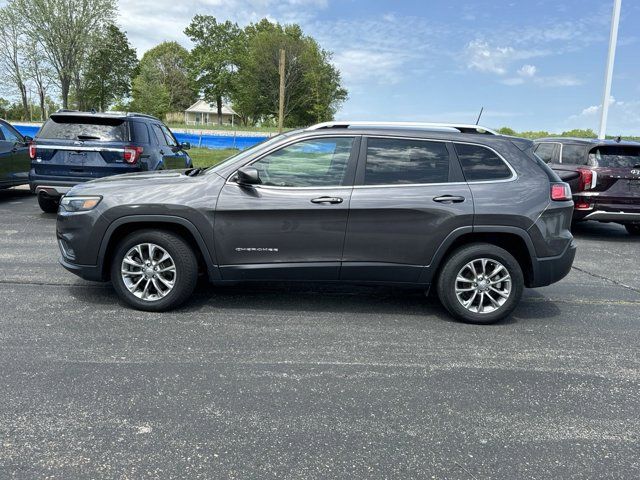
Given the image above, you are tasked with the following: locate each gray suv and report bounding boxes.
[56,122,576,324]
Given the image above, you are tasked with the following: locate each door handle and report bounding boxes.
[433,195,465,203]
[311,196,343,204]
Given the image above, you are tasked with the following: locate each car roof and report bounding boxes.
[50,110,160,122]
[535,137,640,147]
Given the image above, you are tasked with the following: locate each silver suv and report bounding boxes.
[56,122,576,324]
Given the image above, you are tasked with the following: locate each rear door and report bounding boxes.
[214,136,358,281]
[34,114,131,179]
[341,136,473,283]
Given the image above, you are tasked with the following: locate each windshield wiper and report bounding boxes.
[77,135,101,140]
[185,167,203,177]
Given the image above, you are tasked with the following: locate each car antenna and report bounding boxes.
[475,107,484,125]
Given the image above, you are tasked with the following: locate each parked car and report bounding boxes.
[533,137,640,235]
[56,121,576,324]
[30,111,192,213]
[0,118,31,189]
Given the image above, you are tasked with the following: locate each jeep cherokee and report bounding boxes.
[56,122,576,324]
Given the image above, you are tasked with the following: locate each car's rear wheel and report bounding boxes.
[624,223,640,236]
[110,230,198,311]
[436,243,524,324]
[37,194,59,213]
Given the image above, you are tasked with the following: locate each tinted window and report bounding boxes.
[160,124,177,147]
[151,124,167,146]
[131,122,150,143]
[454,143,512,181]
[38,116,127,141]
[251,137,353,187]
[589,145,640,168]
[0,122,21,142]
[561,145,587,165]
[364,138,449,185]
[534,143,556,163]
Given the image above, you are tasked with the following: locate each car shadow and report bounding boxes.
[571,221,638,241]
[0,187,32,203]
[67,279,565,326]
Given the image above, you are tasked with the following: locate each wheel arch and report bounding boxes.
[98,215,219,281]
[423,226,536,287]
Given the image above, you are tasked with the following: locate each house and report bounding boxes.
[184,99,238,126]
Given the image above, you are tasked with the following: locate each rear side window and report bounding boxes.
[131,122,150,144]
[364,138,450,185]
[454,143,512,181]
[561,145,587,165]
[534,143,556,163]
[38,116,128,141]
[589,145,640,168]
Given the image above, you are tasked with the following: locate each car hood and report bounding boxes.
[67,169,200,195]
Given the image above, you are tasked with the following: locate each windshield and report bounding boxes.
[39,115,128,141]
[205,130,304,174]
[589,145,640,168]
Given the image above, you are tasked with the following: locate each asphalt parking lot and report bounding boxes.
[0,186,638,479]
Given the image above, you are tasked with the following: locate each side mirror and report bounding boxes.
[236,166,261,186]
[180,141,191,150]
[23,135,33,143]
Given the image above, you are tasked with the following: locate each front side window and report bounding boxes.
[534,143,556,163]
[454,143,512,181]
[160,124,178,147]
[561,145,587,165]
[251,137,354,187]
[364,138,450,185]
[152,124,168,146]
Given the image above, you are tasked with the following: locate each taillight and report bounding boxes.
[28,142,36,159]
[551,182,572,201]
[123,146,143,164]
[577,168,597,191]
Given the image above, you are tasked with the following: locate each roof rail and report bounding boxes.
[126,112,159,120]
[306,121,498,135]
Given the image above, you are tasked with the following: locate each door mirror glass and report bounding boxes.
[236,166,262,185]
[23,135,33,143]
[180,141,191,150]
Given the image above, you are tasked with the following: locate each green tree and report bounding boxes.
[497,127,517,136]
[133,42,196,114]
[561,128,597,138]
[82,25,137,111]
[0,2,29,119]
[130,62,171,118]
[233,19,347,127]
[16,0,116,109]
[185,16,244,124]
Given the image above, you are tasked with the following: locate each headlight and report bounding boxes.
[60,195,102,212]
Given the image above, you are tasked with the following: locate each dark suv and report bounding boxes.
[56,122,576,324]
[533,137,640,235]
[0,119,31,189]
[30,111,192,212]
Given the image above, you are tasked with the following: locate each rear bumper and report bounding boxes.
[30,174,94,197]
[582,210,640,223]
[529,240,576,288]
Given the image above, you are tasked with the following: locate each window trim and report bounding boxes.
[352,135,516,188]
[226,134,360,190]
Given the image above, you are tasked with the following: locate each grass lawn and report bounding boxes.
[189,148,239,168]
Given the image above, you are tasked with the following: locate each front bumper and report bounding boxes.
[529,240,576,288]
[59,255,105,282]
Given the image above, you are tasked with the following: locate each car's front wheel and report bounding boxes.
[624,223,640,236]
[436,243,524,324]
[110,230,198,311]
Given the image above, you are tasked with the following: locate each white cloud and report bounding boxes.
[518,64,537,77]
[568,97,640,136]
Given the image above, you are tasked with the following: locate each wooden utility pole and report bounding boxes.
[278,48,286,133]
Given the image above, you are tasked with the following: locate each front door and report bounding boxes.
[341,136,473,283]
[214,136,359,281]
[0,121,29,185]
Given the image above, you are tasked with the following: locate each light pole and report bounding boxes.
[598,0,622,140]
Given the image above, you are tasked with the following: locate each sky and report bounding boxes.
[116,0,638,134]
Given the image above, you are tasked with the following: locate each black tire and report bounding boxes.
[110,229,198,312]
[624,224,640,236]
[436,243,524,324]
[38,194,59,213]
